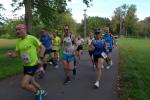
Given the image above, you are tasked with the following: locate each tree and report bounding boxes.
[112,4,138,36]
[125,4,138,36]
[143,17,150,37]
[79,16,110,36]
[11,0,93,33]
[0,18,24,38]
[112,4,128,35]
[134,21,145,37]
[0,4,6,24]
[111,7,122,35]
[31,11,76,36]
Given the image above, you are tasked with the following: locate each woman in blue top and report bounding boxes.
[91,30,107,88]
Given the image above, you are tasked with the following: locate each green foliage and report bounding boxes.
[119,38,150,100]
[112,4,138,36]
[33,0,67,27]
[125,5,138,35]
[1,1,150,38]
[0,4,6,24]
[79,16,111,36]
[83,0,93,7]
[0,18,24,38]
[31,12,77,37]
[142,17,150,37]
[11,0,93,32]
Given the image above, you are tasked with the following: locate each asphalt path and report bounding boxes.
[0,48,119,100]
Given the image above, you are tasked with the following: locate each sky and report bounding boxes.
[0,0,150,23]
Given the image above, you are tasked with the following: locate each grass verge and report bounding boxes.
[118,38,150,100]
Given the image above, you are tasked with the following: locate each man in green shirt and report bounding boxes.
[7,24,46,100]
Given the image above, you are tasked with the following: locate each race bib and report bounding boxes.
[106,43,110,47]
[21,53,31,63]
[65,46,74,54]
[101,52,107,59]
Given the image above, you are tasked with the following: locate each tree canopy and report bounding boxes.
[11,0,93,33]
[1,1,150,38]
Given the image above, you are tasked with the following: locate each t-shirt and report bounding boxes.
[40,34,51,50]
[63,36,74,54]
[92,39,105,56]
[52,36,61,50]
[76,38,84,46]
[16,35,41,67]
[103,34,113,48]
[88,38,94,50]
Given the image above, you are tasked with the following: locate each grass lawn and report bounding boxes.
[0,39,16,48]
[0,39,22,79]
[118,38,150,100]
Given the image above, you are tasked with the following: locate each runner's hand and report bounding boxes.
[6,51,14,57]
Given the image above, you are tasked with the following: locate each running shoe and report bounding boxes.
[64,77,71,85]
[54,65,59,69]
[39,89,47,97]
[106,65,111,69]
[93,81,99,88]
[35,90,42,100]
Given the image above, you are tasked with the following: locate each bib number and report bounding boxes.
[21,53,30,63]
[101,52,107,59]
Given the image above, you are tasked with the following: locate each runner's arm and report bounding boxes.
[104,41,109,53]
[38,44,45,59]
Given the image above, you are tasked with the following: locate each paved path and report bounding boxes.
[0,48,119,100]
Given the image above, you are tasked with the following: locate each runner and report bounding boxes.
[87,34,95,69]
[39,28,52,71]
[91,30,106,88]
[76,35,84,60]
[72,34,80,76]
[103,27,114,69]
[62,25,76,84]
[7,24,47,100]
[114,35,118,48]
[51,33,61,68]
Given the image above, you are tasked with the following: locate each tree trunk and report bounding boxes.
[24,0,32,34]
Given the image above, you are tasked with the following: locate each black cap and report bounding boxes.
[94,29,101,35]
[95,31,100,35]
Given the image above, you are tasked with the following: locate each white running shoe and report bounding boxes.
[94,81,99,88]
[106,65,111,69]
[54,65,59,69]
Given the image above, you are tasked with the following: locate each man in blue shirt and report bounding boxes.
[103,27,114,69]
[40,28,52,71]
